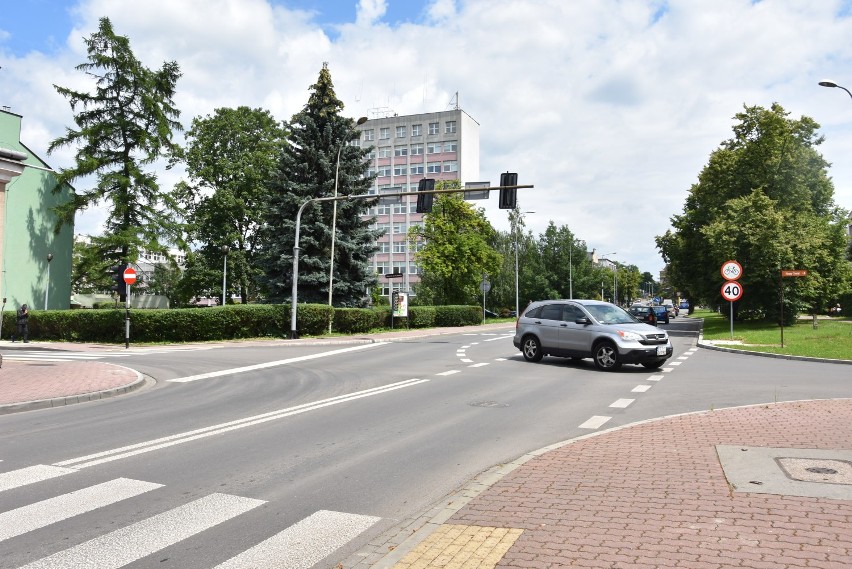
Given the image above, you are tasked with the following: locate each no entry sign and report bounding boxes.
[123,267,137,285]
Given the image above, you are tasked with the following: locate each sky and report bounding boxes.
[3,0,852,280]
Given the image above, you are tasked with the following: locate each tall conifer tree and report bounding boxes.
[259,64,379,305]
[49,17,183,289]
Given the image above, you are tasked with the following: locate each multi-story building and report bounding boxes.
[357,108,480,298]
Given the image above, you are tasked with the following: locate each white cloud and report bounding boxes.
[3,0,852,278]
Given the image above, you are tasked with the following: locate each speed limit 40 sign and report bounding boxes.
[721,280,743,301]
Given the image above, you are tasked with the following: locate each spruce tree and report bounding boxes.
[49,17,183,301]
[259,63,378,306]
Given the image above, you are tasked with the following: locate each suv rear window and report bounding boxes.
[539,304,563,321]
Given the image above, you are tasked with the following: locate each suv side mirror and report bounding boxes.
[575,317,590,325]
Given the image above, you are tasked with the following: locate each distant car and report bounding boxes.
[679,300,689,311]
[513,299,673,371]
[663,301,677,318]
[628,305,657,325]
[652,305,670,324]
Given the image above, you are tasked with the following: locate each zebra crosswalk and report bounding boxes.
[0,465,380,569]
[1,346,213,363]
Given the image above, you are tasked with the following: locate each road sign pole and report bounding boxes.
[125,284,131,349]
[730,300,734,340]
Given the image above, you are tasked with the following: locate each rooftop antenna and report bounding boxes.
[447,91,459,111]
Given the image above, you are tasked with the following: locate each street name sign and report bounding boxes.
[781,270,808,277]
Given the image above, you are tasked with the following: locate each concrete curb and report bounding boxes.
[697,339,852,365]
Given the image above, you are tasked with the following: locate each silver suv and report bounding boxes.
[513,299,673,371]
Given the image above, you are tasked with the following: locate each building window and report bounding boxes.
[378,242,391,253]
[427,163,441,174]
[396,126,406,138]
[427,142,442,154]
[445,121,457,134]
[364,149,375,160]
[380,127,390,140]
[409,262,420,274]
[378,146,392,158]
[376,262,389,275]
[393,241,406,253]
[411,143,424,155]
[394,147,408,157]
[410,164,424,175]
[443,161,458,173]
[393,222,407,234]
[377,203,392,215]
[366,167,376,177]
[394,165,407,176]
[411,124,422,137]
[393,202,408,215]
[374,223,390,235]
[428,122,439,135]
[443,140,457,152]
[378,166,392,177]
[363,129,374,141]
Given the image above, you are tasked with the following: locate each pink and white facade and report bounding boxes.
[357,108,480,298]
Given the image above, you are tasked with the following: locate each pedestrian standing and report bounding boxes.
[13,303,29,343]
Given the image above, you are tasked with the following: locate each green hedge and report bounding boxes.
[0,303,482,343]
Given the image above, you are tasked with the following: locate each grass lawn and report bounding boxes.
[693,308,852,361]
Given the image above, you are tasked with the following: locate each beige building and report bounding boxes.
[357,107,480,298]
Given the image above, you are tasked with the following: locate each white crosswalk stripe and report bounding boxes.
[214,510,380,569]
[19,492,265,569]
[1,346,214,362]
[1,474,382,569]
[0,478,162,541]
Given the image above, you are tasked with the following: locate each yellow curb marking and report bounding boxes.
[393,524,524,569]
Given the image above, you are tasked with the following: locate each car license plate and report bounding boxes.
[656,346,666,356]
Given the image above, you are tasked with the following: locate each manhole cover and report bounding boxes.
[468,401,509,408]
[776,458,852,485]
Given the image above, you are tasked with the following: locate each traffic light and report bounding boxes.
[416,178,435,213]
[499,172,518,209]
[109,263,128,298]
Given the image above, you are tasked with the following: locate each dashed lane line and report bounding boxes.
[579,416,612,429]
[610,398,635,409]
[632,385,652,393]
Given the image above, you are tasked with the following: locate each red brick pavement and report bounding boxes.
[0,361,140,408]
[448,399,852,569]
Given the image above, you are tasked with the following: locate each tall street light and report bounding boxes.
[44,253,53,310]
[604,252,617,304]
[328,116,368,332]
[513,210,535,317]
[819,80,852,101]
[221,245,229,306]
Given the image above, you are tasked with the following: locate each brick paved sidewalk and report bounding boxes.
[381,399,852,569]
[0,360,141,412]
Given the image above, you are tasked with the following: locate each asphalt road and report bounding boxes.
[1,324,850,568]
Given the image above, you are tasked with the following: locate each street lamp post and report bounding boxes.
[221,245,229,306]
[328,117,368,333]
[513,210,535,317]
[44,253,53,310]
[604,252,617,304]
[819,80,852,101]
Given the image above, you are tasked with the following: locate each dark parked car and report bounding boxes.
[513,299,673,371]
[628,305,657,324]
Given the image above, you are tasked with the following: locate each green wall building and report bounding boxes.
[0,109,74,316]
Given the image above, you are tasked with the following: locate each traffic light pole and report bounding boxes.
[289,183,532,339]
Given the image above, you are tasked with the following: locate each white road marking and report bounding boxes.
[54,378,429,470]
[579,416,612,429]
[169,343,386,383]
[646,375,664,382]
[19,493,264,569]
[610,399,635,409]
[0,478,162,541]
[484,335,514,342]
[677,356,689,360]
[436,370,461,376]
[460,359,473,363]
[632,385,651,393]
[662,367,674,372]
[669,361,682,366]
[495,357,508,361]
[468,363,489,368]
[461,345,471,349]
[0,465,76,493]
[213,510,380,569]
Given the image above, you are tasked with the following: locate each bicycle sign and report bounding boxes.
[721,280,743,302]
[721,260,743,281]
